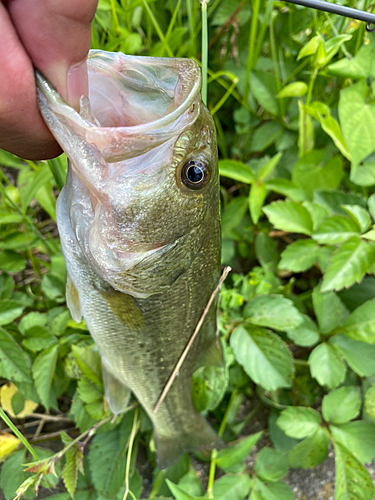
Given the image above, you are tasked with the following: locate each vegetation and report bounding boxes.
[1,0,375,498]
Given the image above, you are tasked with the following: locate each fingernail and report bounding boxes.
[67,59,89,110]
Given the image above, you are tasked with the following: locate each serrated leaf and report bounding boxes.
[328,43,373,79]
[329,334,375,377]
[212,473,251,500]
[0,449,28,500]
[254,447,288,482]
[277,407,321,439]
[277,81,307,98]
[32,345,59,409]
[265,179,306,202]
[216,432,263,472]
[339,297,375,343]
[322,386,361,424]
[77,376,103,404]
[312,286,348,334]
[22,326,58,352]
[219,160,254,184]
[243,294,304,331]
[292,151,344,199]
[342,205,371,233]
[278,239,319,272]
[303,201,329,230]
[331,421,375,464]
[288,428,329,469]
[0,327,32,383]
[286,315,319,347]
[339,80,375,166]
[309,343,346,389]
[62,443,82,500]
[0,300,25,326]
[88,413,133,498]
[251,478,294,500]
[0,382,38,418]
[333,441,374,500]
[313,191,367,216]
[249,183,267,224]
[365,384,375,419]
[192,365,227,412]
[167,480,206,500]
[230,325,294,391]
[72,345,102,387]
[312,215,360,245]
[263,201,313,235]
[178,467,203,497]
[321,237,375,292]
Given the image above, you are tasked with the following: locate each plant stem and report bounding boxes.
[142,0,174,57]
[201,0,208,106]
[123,408,139,500]
[244,0,262,105]
[306,67,318,106]
[206,388,239,499]
[149,470,165,499]
[47,159,64,191]
[0,408,38,461]
[186,0,196,55]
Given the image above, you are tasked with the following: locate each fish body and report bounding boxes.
[36,50,223,467]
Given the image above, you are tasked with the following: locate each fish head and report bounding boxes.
[36,50,219,297]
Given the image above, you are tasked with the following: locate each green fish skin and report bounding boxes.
[36,50,223,468]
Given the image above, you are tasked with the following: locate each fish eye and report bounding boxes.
[181,160,210,190]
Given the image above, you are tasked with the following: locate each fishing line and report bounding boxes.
[283,0,375,31]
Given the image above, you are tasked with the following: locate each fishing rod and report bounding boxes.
[283,0,375,31]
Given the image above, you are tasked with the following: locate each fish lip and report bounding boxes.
[35,51,201,134]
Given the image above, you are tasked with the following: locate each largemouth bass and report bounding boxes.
[36,50,223,468]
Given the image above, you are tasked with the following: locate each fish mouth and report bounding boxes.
[35,50,201,163]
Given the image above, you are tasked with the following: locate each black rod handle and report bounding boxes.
[285,0,375,25]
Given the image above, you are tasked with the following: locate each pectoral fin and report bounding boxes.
[66,274,82,323]
[101,359,131,415]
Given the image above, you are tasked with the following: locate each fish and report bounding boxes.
[35,50,223,468]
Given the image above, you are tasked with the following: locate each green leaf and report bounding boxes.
[216,432,263,472]
[305,103,351,160]
[288,428,329,469]
[230,325,294,391]
[351,160,375,187]
[77,376,103,404]
[32,345,59,409]
[249,183,267,224]
[313,191,367,216]
[0,274,14,300]
[286,314,319,347]
[368,194,375,221]
[250,71,279,115]
[303,201,329,230]
[219,160,254,184]
[333,442,374,500]
[0,327,32,383]
[212,473,251,500]
[0,300,25,326]
[278,239,319,273]
[251,478,294,500]
[222,197,248,237]
[263,201,313,235]
[339,80,375,166]
[322,386,361,424]
[22,326,58,351]
[257,153,283,183]
[365,384,375,419]
[268,412,300,452]
[297,35,320,60]
[167,480,205,500]
[339,297,375,343]
[277,82,307,98]
[62,437,82,499]
[321,237,375,292]
[249,123,283,153]
[254,447,288,482]
[341,205,371,233]
[88,414,133,498]
[265,179,306,202]
[178,467,203,497]
[312,286,347,334]
[0,449,28,500]
[192,366,227,412]
[313,216,361,245]
[19,164,53,213]
[329,334,375,377]
[309,343,346,389]
[328,43,373,79]
[41,274,65,302]
[72,345,102,387]
[277,407,321,439]
[243,294,304,331]
[331,421,375,463]
[315,34,352,68]
[293,151,344,200]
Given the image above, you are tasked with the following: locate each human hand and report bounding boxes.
[0,0,98,160]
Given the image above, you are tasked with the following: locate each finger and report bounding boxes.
[6,0,98,107]
[0,3,62,159]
